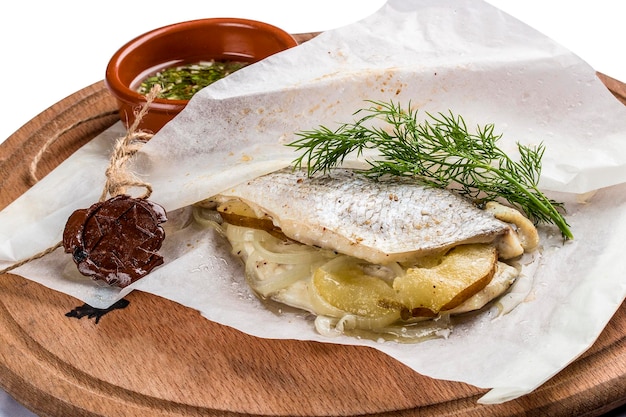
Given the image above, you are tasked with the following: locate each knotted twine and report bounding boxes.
[100,86,158,201]
[0,86,161,275]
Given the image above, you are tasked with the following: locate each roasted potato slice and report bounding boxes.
[217,200,285,238]
[313,244,498,320]
[216,199,258,216]
[393,244,497,316]
[312,257,398,319]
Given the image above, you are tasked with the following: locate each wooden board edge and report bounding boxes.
[0,32,625,417]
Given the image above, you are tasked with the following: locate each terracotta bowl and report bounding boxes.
[105,18,297,133]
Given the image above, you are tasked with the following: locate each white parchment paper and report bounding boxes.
[2,0,626,404]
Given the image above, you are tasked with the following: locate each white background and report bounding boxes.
[2,1,626,144]
[1,1,625,416]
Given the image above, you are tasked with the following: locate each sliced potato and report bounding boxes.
[217,199,285,238]
[217,199,258,217]
[312,257,398,319]
[443,261,518,315]
[392,244,497,316]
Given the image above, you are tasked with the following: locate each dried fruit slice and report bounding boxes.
[393,244,497,316]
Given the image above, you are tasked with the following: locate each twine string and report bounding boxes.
[100,86,159,201]
[1,86,159,276]
[0,242,63,275]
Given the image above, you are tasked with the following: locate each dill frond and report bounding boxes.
[288,100,572,239]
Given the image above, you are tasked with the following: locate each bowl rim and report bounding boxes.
[105,17,298,107]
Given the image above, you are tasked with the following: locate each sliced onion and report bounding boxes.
[240,241,327,297]
[315,255,354,274]
[251,239,327,265]
[349,312,401,330]
[252,263,313,297]
[226,223,270,244]
[314,311,405,337]
[227,222,330,265]
[244,249,266,284]
[306,275,348,318]
[361,262,405,281]
[368,315,453,343]
[314,315,343,338]
[494,252,540,316]
[386,262,406,278]
[192,207,225,232]
[225,224,329,297]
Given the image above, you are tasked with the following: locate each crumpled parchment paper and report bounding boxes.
[2,0,626,404]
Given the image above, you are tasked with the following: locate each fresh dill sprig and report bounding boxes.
[288,100,572,239]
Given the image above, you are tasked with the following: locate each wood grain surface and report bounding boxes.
[1,33,625,416]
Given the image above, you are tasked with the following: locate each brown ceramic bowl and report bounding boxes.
[105,18,297,133]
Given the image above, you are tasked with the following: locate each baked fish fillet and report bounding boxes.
[215,168,510,264]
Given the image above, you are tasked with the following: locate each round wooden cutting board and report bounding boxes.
[1,33,626,416]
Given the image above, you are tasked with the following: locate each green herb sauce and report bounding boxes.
[138,60,248,100]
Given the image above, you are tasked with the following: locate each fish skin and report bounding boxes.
[216,168,510,264]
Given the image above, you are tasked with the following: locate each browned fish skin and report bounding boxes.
[217,168,509,264]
